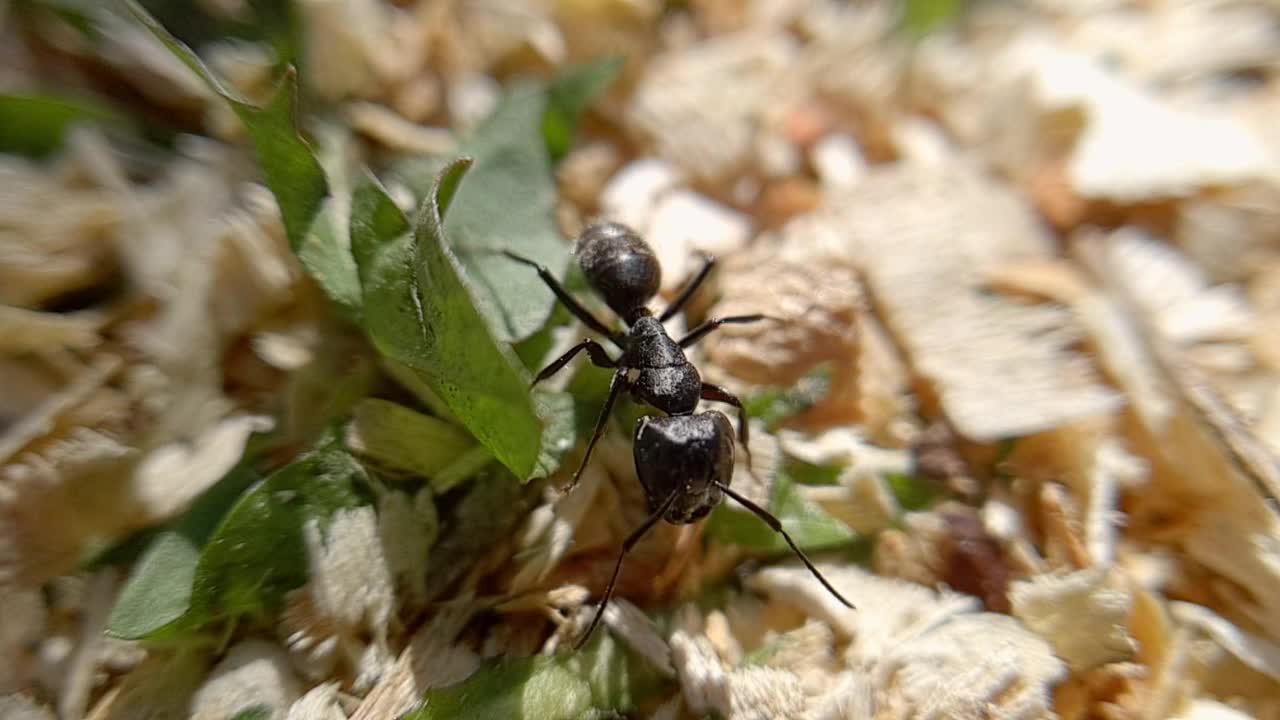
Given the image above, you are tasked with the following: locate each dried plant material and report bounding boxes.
[352,603,478,720]
[131,413,273,520]
[1000,37,1270,202]
[189,639,304,720]
[804,472,898,536]
[810,133,866,190]
[84,651,210,720]
[0,588,44,693]
[2,426,138,588]
[646,190,752,291]
[1176,187,1280,285]
[748,565,977,662]
[628,32,797,182]
[0,306,101,355]
[838,161,1121,441]
[1039,483,1092,570]
[0,696,54,720]
[1011,568,1135,670]
[777,428,912,479]
[1170,699,1257,720]
[1082,439,1147,568]
[703,609,743,667]
[299,506,396,686]
[797,3,902,137]
[878,611,1066,720]
[727,666,807,720]
[1130,589,1173,675]
[287,682,347,720]
[376,488,438,608]
[670,630,731,717]
[936,507,1013,613]
[509,460,608,592]
[1068,232,1280,637]
[908,422,971,496]
[0,354,122,468]
[299,0,413,102]
[1053,661,1146,720]
[1065,3,1280,86]
[873,526,941,593]
[345,102,456,155]
[599,158,683,232]
[807,671,874,720]
[602,597,674,676]
[557,142,623,213]
[57,570,116,720]
[703,238,862,387]
[1142,626,1196,720]
[0,158,122,309]
[751,619,838,682]
[873,504,1015,613]
[1170,602,1280,682]
[1100,231,1255,346]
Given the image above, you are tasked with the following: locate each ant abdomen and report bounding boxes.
[634,412,733,524]
[575,222,661,322]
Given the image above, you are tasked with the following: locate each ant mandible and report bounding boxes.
[504,221,854,648]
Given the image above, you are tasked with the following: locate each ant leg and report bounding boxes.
[700,382,752,472]
[713,481,856,610]
[501,250,622,343]
[658,253,716,322]
[678,314,769,349]
[564,368,630,493]
[531,339,616,387]
[577,489,680,649]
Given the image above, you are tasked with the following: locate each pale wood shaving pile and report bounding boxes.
[3,1,1280,718]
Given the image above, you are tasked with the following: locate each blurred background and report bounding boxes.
[3,1,1280,719]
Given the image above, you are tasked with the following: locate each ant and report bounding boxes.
[504,221,854,648]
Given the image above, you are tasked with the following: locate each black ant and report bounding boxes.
[504,221,855,648]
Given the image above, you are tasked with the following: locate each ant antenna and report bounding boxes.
[713,480,855,610]
[576,490,680,649]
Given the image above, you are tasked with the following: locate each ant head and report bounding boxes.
[575,222,661,324]
[633,411,734,525]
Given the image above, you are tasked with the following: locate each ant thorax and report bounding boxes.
[623,317,702,415]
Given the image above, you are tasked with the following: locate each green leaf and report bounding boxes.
[404,633,632,719]
[532,390,577,479]
[743,365,832,430]
[393,60,621,343]
[780,457,843,487]
[122,1,363,316]
[107,463,260,639]
[179,432,370,629]
[297,124,363,315]
[344,398,479,477]
[705,465,856,555]
[0,93,126,157]
[901,0,962,37]
[543,57,624,161]
[443,85,570,343]
[110,432,370,640]
[229,705,272,720]
[886,472,941,512]
[125,0,325,247]
[352,161,546,480]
